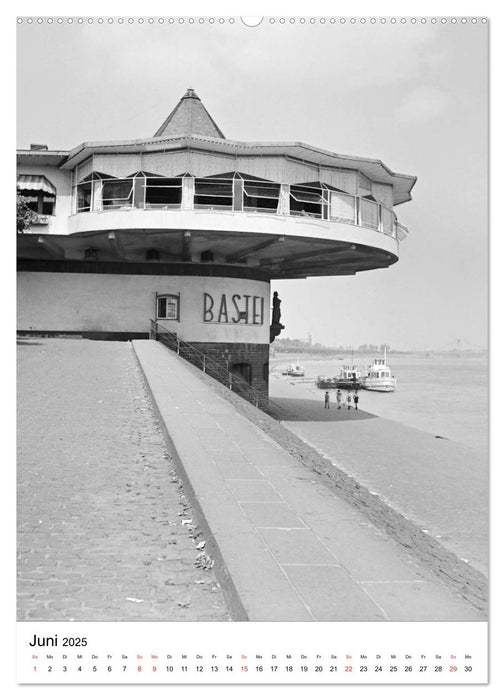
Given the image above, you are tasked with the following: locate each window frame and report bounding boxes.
[156,293,180,321]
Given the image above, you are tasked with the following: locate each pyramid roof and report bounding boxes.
[153,88,225,139]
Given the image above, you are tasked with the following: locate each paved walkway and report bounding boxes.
[134,340,484,622]
[17,338,230,622]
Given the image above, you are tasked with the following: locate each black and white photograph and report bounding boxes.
[14,7,491,688]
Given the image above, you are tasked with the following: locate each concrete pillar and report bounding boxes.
[278,183,290,216]
[182,176,195,210]
[233,177,244,211]
[133,176,146,209]
[92,179,103,212]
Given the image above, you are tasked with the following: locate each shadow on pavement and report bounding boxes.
[268,397,377,422]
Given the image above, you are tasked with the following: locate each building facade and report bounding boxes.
[17,88,416,397]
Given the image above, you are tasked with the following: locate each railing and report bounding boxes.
[150,319,273,410]
[74,174,408,240]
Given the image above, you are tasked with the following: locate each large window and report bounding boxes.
[102,179,134,209]
[75,172,107,212]
[243,180,280,212]
[290,185,327,218]
[76,181,93,212]
[144,177,182,208]
[156,294,180,321]
[21,194,55,216]
[194,178,233,210]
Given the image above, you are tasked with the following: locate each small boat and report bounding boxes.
[335,365,362,389]
[362,353,396,392]
[316,365,362,390]
[282,362,305,377]
[316,376,338,389]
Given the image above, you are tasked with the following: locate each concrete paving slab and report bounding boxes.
[241,502,306,529]
[226,479,285,503]
[258,466,355,514]
[243,447,299,467]
[206,450,252,464]
[257,529,340,566]
[283,565,387,621]
[214,461,264,480]
[196,437,239,449]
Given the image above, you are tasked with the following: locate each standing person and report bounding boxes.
[353,391,359,410]
[347,391,352,410]
[324,391,330,409]
[336,388,342,409]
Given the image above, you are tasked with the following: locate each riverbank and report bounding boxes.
[269,374,487,576]
[163,346,487,614]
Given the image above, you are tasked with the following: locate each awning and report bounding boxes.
[17,174,56,196]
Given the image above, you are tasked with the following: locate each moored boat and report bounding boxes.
[282,362,305,377]
[316,365,362,390]
[362,354,396,392]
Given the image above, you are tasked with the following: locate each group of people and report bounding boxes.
[324,389,359,411]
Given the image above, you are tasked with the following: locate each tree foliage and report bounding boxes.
[17,192,38,234]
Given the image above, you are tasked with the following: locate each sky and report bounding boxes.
[16,17,489,351]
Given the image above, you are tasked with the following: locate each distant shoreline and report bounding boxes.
[270,350,488,360]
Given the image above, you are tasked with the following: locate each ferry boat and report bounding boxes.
[316,365,362,390]
[362,354,396,392]
[282,362,305,377]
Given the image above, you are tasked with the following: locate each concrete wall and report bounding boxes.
[17,271,270,343]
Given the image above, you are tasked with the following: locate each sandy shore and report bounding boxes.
[268,372,487,574]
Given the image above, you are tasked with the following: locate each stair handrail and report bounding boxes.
[150,319,274,410]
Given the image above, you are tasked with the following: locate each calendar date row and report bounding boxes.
[32,663,474,674]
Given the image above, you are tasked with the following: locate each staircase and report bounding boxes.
[150,320,270,410]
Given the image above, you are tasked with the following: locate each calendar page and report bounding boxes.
[13,2,492,692]
[17,621,488,684]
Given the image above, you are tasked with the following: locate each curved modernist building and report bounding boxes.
[17,88,416,397]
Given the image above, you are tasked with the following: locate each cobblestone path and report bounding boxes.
[17,338,231,621]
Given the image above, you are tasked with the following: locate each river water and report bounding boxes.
[271,353,488,454]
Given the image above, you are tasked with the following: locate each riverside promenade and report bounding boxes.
[17,338,230,622]
[133,339,484,621]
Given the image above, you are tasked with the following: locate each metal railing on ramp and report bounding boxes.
[150,319,277,411]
